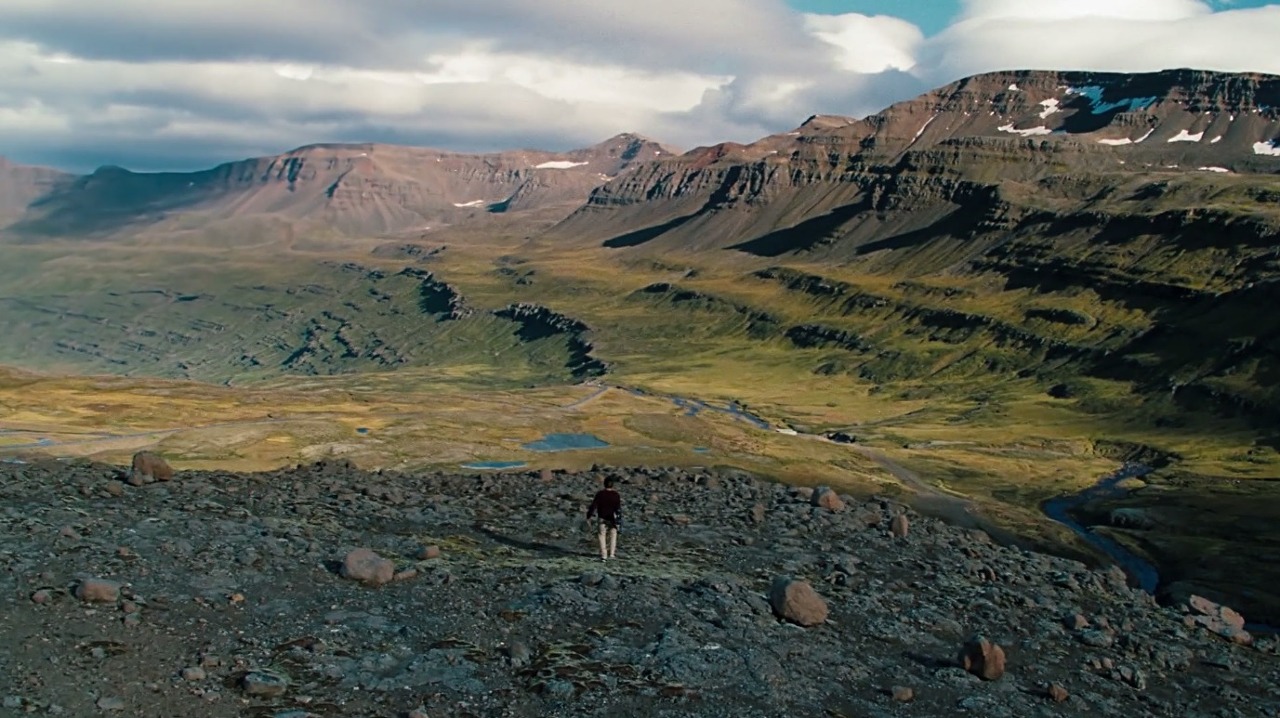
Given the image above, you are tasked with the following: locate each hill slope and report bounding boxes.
[4,134,679,238]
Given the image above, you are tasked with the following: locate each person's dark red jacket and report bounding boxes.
[588,489,621,527]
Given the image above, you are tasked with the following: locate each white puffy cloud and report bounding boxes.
[805,13,924,73]
[958,0,1211,22]
[921,2,1280,78]
[0,0,1276,172]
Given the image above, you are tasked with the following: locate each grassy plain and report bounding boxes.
[2,215,1279,619]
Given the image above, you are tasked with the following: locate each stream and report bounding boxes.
[1041,463,1277,634]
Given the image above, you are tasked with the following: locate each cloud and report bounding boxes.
[921,2,1280,78]
[0,0,1276,172]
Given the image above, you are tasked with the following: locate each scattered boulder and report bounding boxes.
[811,487,846,512]
[75,578,121,604]
[340,549,395,586]
[240,670,288,697]
[181,667,207,681]
[1184,594,1252,645]
[1109,508,1154,529]
[417,545,442,560]
[890,514,910,538]
[1047,683,1070,703]
[769,578,828,627]
[959,636,1006,681]
[891,685,914,702]
[749,503,767,524]
[30,589,52,605]
[104,480,125,497]
[129,451,174,485]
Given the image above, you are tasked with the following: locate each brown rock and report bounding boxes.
[890,514,910,538]
[792,486,815,501]
[959,636,1006,680]
[181,666,207,681]
[769,578,828,627]
[811,487,846,512]
[394,568,419,582]
[130,451,174,484]
[340,549,395,586]
[1047,683,1069,703]
[418,545,441,560]
[1064,613,1089,630]
[1188,594,1246,630]
[75,578,121,603]
[891,685,914,702]
[749,503,767,524]
[30,589,52,605]
[104,480,125,497]
[539,468,554,483]
[1186,594,1254,645]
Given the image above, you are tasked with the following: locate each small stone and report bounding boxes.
[96,696,125,712]
[181,666,207,681]
[241,671,288,697]
[811,487,846,512]
[1047,683,1069,703]
[890,514,910,538]
[749,503,766,524]
[1078,629,1113,648]
[1064,613,1089,630]
[959,636,1006,681]
[75,578,121,604]
[120,601,139,614]
[408,709,430,718]
[507,641,532,668]
[418,545,441,560]
[30,589,52,605]
[769,577,828,627]
[59,526,80,540]
[340,549,395,586]
[891,685,914,702]
[122,613,141,628]
[131,451,174,483]
[393,568,418,582]
[104,481,125,497]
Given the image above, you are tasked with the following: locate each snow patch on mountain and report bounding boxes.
[452,200,487,208]
[998,124,1053,137]
[1038,99,1060,119]
[1254,141,1280,157]
[535,161,589,170]
[1197,166,1231,173]
[1168,130,1205,143]
[913,115,937,141]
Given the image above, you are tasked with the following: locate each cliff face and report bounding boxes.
[548,69,1280,256]
[5,134,679,237]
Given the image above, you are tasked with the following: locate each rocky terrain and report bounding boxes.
[1,457,1277,717]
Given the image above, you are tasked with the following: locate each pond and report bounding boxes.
[463,461,528,470]
[521,433,610,452]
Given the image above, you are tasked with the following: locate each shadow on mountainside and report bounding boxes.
[602,211,700,248]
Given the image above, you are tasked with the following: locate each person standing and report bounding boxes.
[587,476,622,561]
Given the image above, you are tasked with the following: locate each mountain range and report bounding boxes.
[3,68,1278,246]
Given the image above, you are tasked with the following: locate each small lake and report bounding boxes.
[463,461,528,470]
[521,433,610,452]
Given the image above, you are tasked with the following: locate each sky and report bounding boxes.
[2,0,1279,172]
